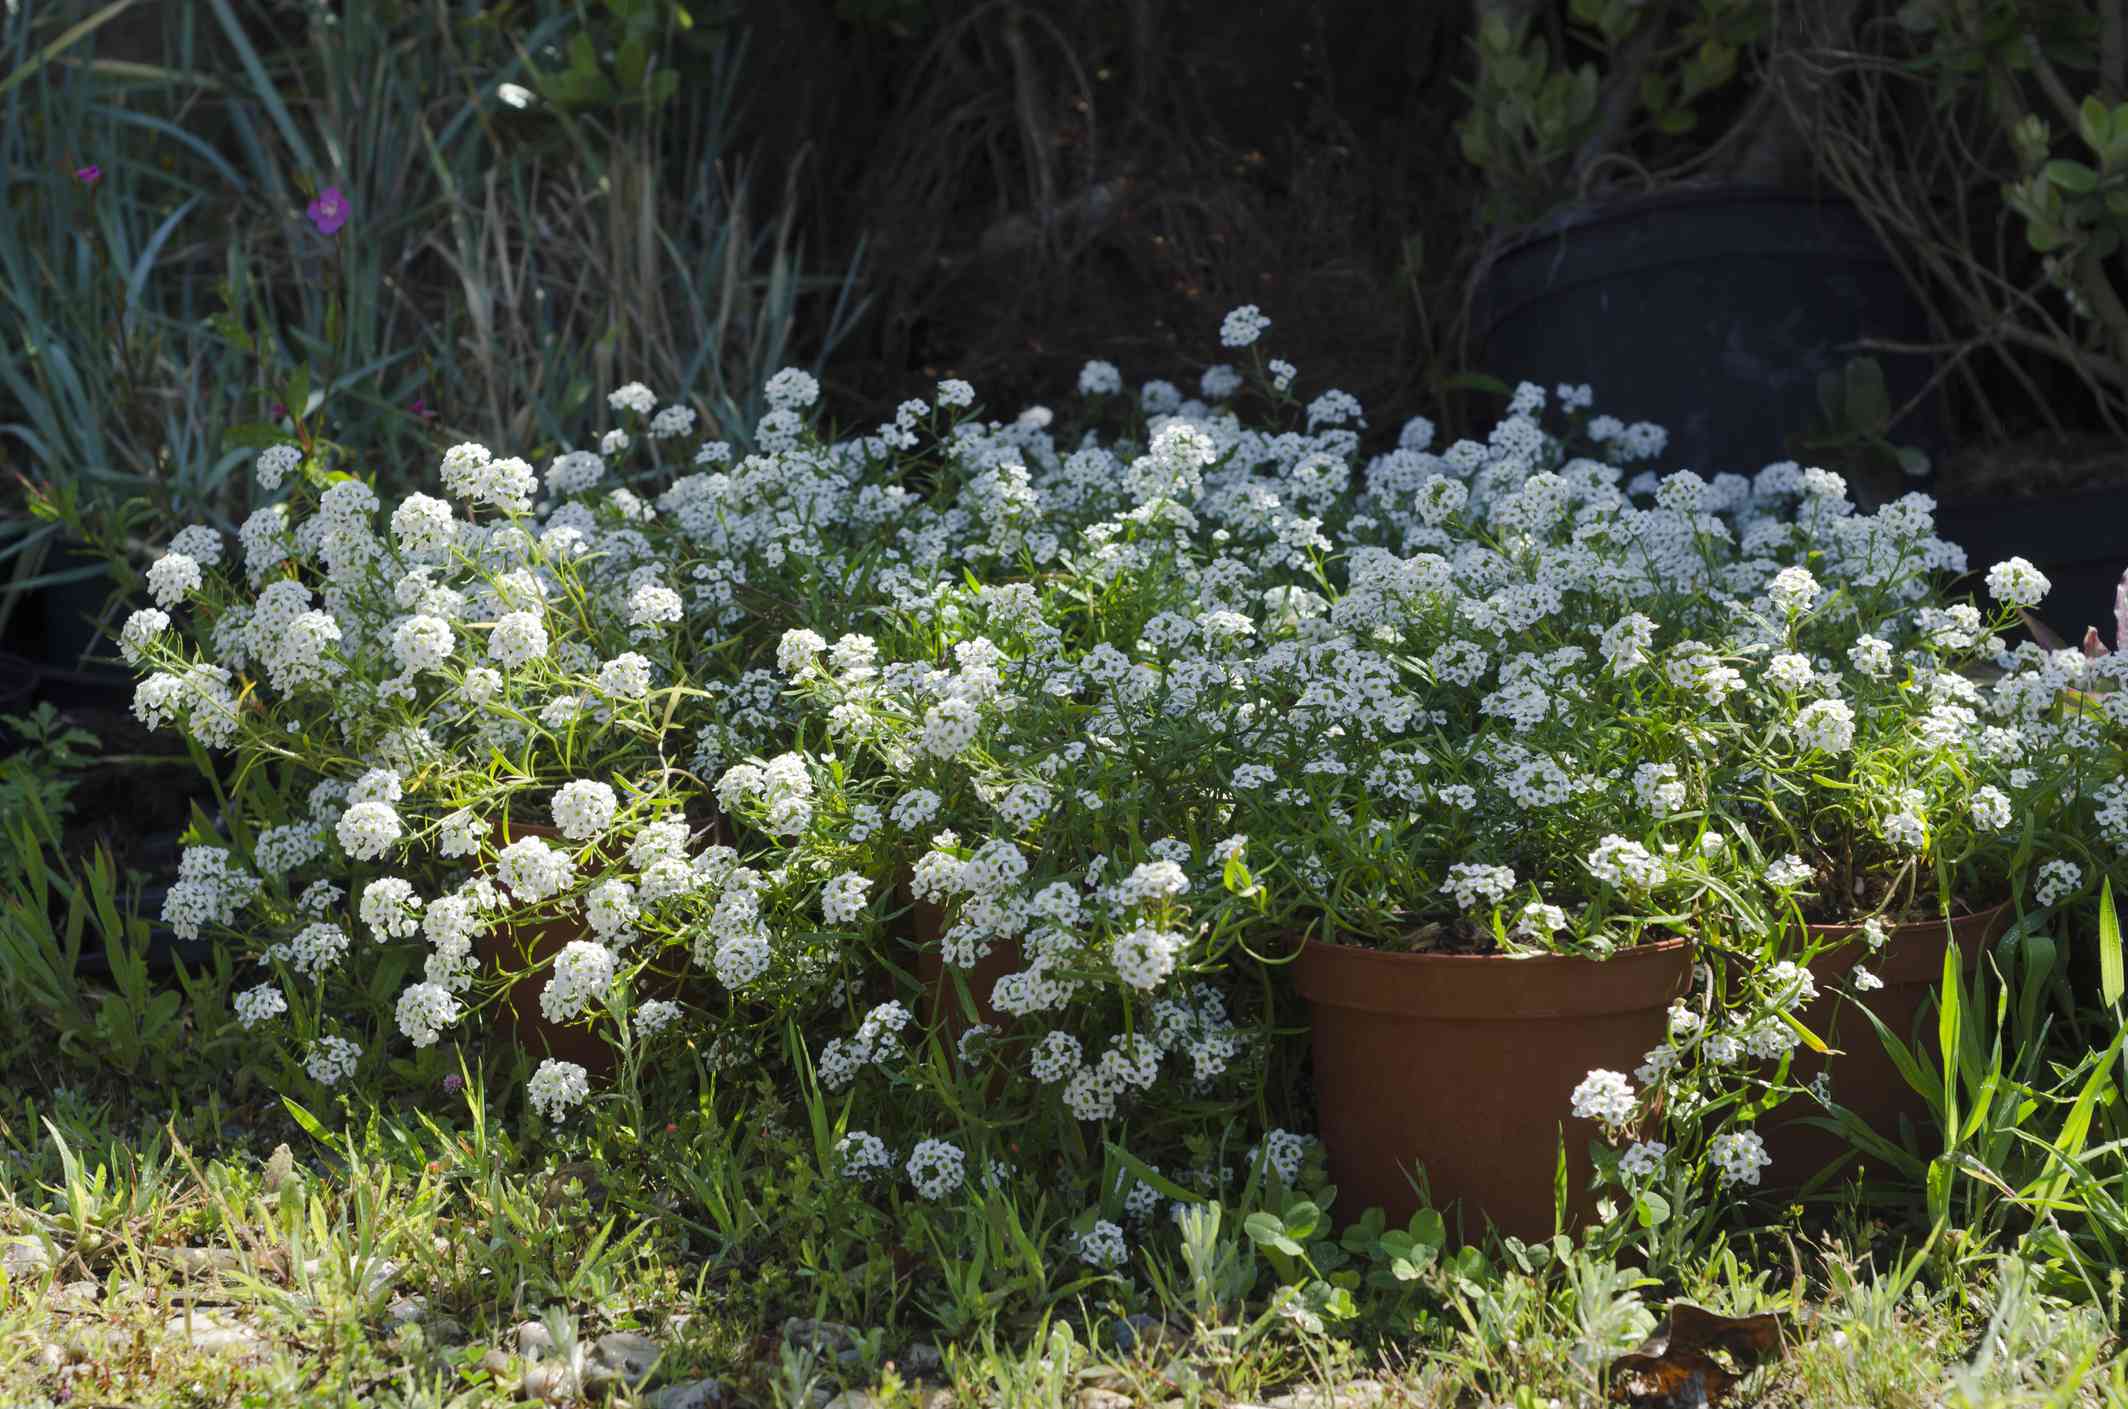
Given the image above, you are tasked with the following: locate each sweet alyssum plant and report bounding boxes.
[111,308,2128,1276]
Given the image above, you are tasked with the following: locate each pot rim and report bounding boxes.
[1805,896,2012,941]
[1291,933,1695,1021]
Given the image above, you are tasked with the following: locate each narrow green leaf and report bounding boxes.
[2100,878,2123,1008]
[281,1096,330,1143]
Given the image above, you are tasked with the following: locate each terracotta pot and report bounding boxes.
[1291,936,1694,1242]
[1763,901,2013,1186]
[898,876,1022,1038]
[476,817,705,1075]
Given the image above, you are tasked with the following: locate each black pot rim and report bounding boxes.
[1494,181,1869,254]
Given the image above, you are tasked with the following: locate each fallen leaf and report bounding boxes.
[1608,1302,1783,1407]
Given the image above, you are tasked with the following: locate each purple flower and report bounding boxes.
[307,186,350,236]
[442,1073,464,1094]
[74,165,102,187]
[408,396,435,423]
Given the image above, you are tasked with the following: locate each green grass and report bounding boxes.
[2,1074,2124,1408]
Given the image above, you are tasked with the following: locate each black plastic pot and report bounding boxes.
[1472,186,1943,474]
[1934,489,2125,645]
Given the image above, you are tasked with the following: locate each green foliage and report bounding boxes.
[1456,0,1769,226]
[0,705,100,824]
[1800,356,1934,485]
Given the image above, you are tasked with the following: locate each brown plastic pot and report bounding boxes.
[1291,936,1694,1241]
[1763,900,2012,1187]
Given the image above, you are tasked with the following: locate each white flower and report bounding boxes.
[608,381,658,415]
[1985,557,2050,608]
[596,653,653,698]
[836,1130,892,1179]
[1439,862,1516,910]
[821,872,871,926]
[1765,652,1815,691]
[1618,1141,1667,1180]
[634,998,682,1035]
[1077,1220,1129,1268]
[626,584,683,630]
[1709,1130,1772,1187]
[146,552,201,607]
[445,672,499,714]
[550,779,619,840]
[1113,926,1182,990]
[763,367,820,410]
[777,627,826,678]
[2035,859,2084,907]
[391,614,455,674]
[1252,1129,1309,1185]
[1219,304,1271,348]
[234,984,287,1028]
[540,940,615,1022]
[255,443,303,490]
[1852,968,1885,993]
[496,835,576,901]
[650,404,697,439]
[359,877,423,940]
[1569,1069,1636,1129]
[304,1035,361,1087]
[1077,360,1122,396]
[527,1059,591,1120]
[936,378,976,409]
[905,1138,966,1200]
[1883,809,1928,852]
[1584,835,1666,890]
[390,493,457,559]
[1793,698,1855,755]
[1969,785,2012,832]
[1764,960,1819,1010]
[336,801,403,861]
[1848,636,1893,678]
[1117,861,1188,905]
[119,608,170,665]
[1765,854,1815,890]
[1766,566,1820,615]
[487,611,549,669]
[439,809,483,858]
[395,982,462,1047]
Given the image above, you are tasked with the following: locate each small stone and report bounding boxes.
[522,1361,576,1401]
[164,1310,263,1356]
[3,1238,52,1279]
[902,1342,944,1377]
[386,1294,427,1324]
[1112,1312,1164,1354]
[586,1330,662,1388]
[645,1377,729,1409]
[516,1320,556,1358]
[54,1279,100,1308]
[1076,1390,1133,1409]
[480,1347,512,1377]
[424,1315,467,1344]
[156,1246,242,1276]
[783,1317,861,1355]
[303,1255,398,1297]
[1264,1384,1388,1409]
[821,1392,878,1409]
